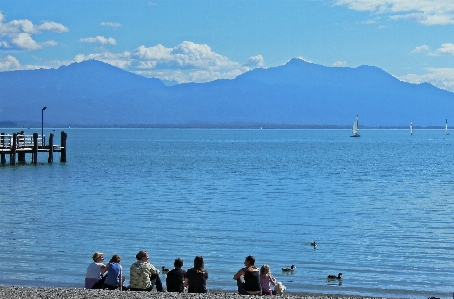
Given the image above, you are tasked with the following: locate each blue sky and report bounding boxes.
[1,0,454,91]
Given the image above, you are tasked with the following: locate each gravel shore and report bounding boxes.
[0,286,399,299]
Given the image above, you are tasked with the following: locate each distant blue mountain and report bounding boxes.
[0,58,452,127]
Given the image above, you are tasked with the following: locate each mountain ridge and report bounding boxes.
[0,59,453,128]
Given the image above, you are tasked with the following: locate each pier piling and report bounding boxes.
[33,133,38,164]
[0,133,5,164]
[48,133,54,163]
[11,133,16,165]
[60,131,67,163]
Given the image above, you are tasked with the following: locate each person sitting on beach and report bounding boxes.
[233,255,261,295]
[129,250,164,292]
[184,256,208,293]
[85,252,108,289]
[260,264,277,295]
[103,254,123,290]
[166,258,186,292]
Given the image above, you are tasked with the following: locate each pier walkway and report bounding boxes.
[0,131,67,165]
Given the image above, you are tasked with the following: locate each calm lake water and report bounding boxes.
[1,128,453,299]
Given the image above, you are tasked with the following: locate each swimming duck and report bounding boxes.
[311,241,317,247]
[282,265,296,272]
[327,273,342,279]
[162,266,170,274]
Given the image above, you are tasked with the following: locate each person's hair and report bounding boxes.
[174,258,183,269]
[92,252,103,261]
[110,254,121,263]
[260,264,270,277]
[136,250,148,260]
[245,255,255,266]
[193,256,205,273]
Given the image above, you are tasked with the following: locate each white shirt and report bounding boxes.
[86,262,104,278]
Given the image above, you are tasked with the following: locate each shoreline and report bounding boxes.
[0,286,404,299]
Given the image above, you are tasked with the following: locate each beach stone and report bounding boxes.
[0,286,401,299]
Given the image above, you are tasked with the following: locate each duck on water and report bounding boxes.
[282,265,296,272]
[327,273,342,279]
[161,266,169,274]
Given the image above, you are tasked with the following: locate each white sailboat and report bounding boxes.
[446,119,449,135]
[410,121,413,135]
[351,114,360,137]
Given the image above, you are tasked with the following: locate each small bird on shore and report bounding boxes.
[162,266,169,274]
[311,241,317,247]
[282,265,296,272]
[327,273,342,279]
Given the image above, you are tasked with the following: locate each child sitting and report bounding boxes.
[166,258,186,292]
[260,264,277,295]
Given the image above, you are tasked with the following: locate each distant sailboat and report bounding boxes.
[446,119,449,135]
[410,121,413,135]
[351,114,360,137]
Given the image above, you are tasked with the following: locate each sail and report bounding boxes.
[410,121,413,135]
[351,114,359,137]
[446,119,449,135]
[352,115,358,134]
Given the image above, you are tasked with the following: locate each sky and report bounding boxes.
[1,0,454,91]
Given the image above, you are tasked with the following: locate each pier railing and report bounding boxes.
[0,134,45,148]
[0,131,67,165]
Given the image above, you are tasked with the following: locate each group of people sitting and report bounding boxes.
[85,251,283,295]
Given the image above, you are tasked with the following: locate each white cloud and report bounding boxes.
[0,12,67,51]
[417,43,454,56]
[333,60,347,67]
[243,55,264,68]
[134,68,244,84]
[80,36,117,45]
[72,41,258,83]
[360,19,378,24]
[36,21,69,33]
[296,56,312,63]
[5,19,37,34]
[436,43,454,55]
[0,55,20,71]
[334,0,454,25]
[0,41,10,48]
[127,41,247,82]
[168,41,238,69]
[11,33,41,50]
[74,51,132,69]
[133,44,172,62]
[100,22,122,27]
[411,45,430,53]
[399,68,454,92]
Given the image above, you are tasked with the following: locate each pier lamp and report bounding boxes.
[41,106,47,146]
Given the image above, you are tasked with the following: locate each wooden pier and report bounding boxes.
[0,131,67,165]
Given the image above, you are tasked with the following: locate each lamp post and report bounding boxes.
[41,106,47,146]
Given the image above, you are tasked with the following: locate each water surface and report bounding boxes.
[0,128,453,299]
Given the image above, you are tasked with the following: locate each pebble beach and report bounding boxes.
[0,286,402,299]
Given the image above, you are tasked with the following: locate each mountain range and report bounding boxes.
[1,58,453,128]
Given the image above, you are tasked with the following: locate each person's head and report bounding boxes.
[260,264,270,276]
[110,254,121,263]
[92,252,104,262]
[174,258,183,269]
[136,250,149,262]
[244,255,255,267]
[193,256,204,272]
